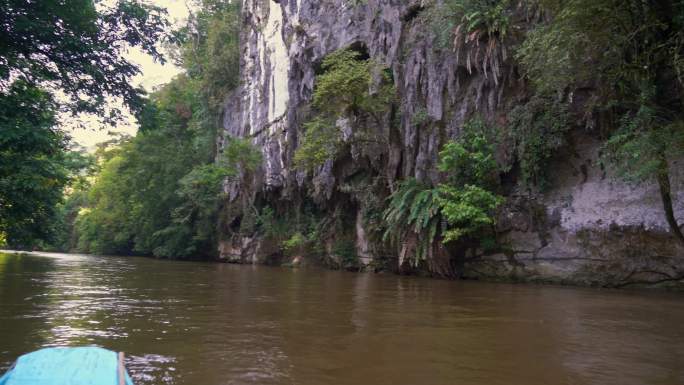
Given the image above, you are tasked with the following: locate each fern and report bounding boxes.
[383,179,443,266]
[430,0,514,84]
[382,118,504,268]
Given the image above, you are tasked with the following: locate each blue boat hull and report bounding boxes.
[0,347,134,385]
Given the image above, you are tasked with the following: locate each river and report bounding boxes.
[0,251,682,385]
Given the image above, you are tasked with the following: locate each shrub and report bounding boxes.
[282,232,307,255]
[438,117,500,188]
[383,118,504,266]
[437,184,503,243]
[508,95,571,190]
[293,117,340,170]
[294,48,395,171]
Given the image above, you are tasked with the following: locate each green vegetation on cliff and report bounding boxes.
[284,0,684,272]
[383,118,503,267]
[2,0,683,272]
[294,48,395,171]
[517,0,684,243]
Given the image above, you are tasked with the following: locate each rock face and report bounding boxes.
[218,0,684,288]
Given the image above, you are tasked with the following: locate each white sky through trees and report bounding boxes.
[67,0,191,150]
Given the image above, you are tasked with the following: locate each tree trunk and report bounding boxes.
[657,165,684,245]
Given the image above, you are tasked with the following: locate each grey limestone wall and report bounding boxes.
[218,0,684,288]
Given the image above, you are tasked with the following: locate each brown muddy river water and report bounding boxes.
[0,251,683,385]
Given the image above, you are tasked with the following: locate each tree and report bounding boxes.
[0,0,170,117]
[0,82,93,248]
[0,0,172,247]
[63,2,248,258]
[71,81,261,258]
[178,0,242,111]
[73,75,207,256]
[0,82,64,247]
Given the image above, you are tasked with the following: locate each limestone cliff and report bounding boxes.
[218,0,684,288]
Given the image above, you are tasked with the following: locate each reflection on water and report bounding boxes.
[0,251,683,385]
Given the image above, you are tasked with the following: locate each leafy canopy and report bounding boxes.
[0,81,63,246]
[72,76,260,258]
[0,0,171,117]
[0,0,174,247]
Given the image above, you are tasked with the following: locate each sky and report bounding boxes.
[67,0,192,150]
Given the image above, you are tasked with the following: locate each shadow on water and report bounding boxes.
[0,252,59,360]
[0,251,683,385]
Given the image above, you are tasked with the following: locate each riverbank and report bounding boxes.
[6,248,684,291]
